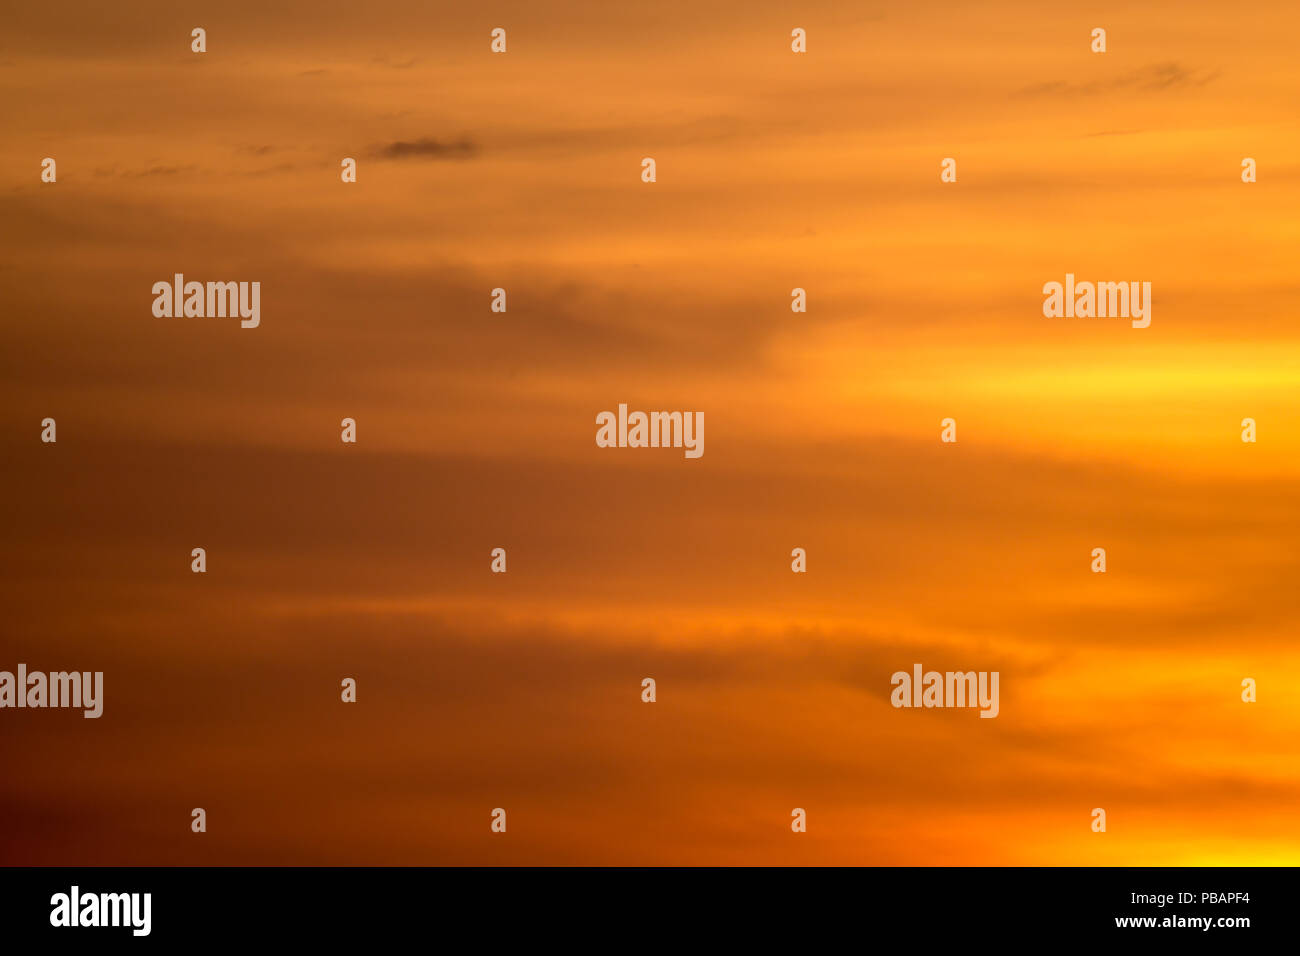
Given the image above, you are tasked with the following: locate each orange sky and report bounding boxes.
[2,0,1299,865]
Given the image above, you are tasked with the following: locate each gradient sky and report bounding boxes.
[2,1,1299,864]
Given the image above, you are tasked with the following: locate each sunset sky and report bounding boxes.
[2,0,1299,865]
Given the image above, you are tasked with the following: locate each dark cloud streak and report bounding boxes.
[374,137,478,160]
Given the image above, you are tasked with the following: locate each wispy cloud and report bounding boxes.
[1016,62,1221,98]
